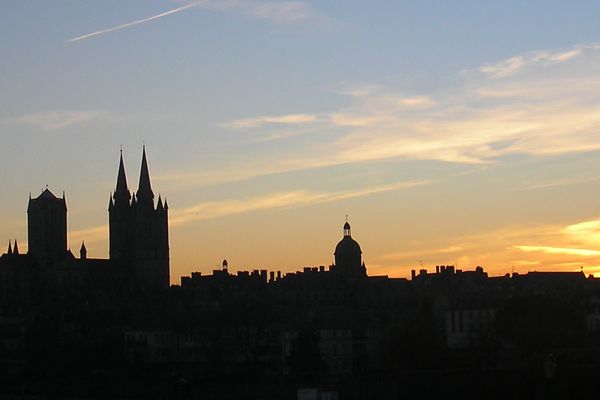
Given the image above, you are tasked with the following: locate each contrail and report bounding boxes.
[68,1,206,43]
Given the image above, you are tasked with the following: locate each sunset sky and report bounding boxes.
[3,1,600,282]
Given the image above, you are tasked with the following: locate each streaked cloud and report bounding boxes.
[5,110,175,131]
[515,176,600,191]
[395,96,436,108]
[329,44,600,163]
[69,224,109,245]
[564,219,600,248]
[217,42,600,175]
[478,47,584,78]
[149,41,600,198]
[244,1,318,23]
[188,0,328,25]
[224,113,319,128]
[513,245,600,257]
[8,110,106,131]
[374,215,600,278]
[169,180,429,226]
[380,244,470,261]
[155,158,333,188]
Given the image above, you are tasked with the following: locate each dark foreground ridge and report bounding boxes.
[1,151,600,399]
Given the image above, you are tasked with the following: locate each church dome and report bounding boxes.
[334,235,362,258]
[334,221,364,275]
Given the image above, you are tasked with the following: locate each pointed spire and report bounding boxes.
[108,193,114,211]
[136,146,155,207]
[114,149,131,204]
[7,240,12,255]
[156,195,164,211]
[62,191,68,211]
[80,241,87,260]
[13,239,19,255]
[164,198,169,210]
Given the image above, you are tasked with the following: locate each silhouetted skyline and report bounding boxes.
[6,3,600,399]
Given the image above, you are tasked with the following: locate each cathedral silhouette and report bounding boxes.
[0,147,169,297]
[109,147,169,291]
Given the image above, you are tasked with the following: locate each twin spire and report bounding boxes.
[112,147,163,208]
[114,150,131,203]
[136,147,154,207]
[6,239,19,255]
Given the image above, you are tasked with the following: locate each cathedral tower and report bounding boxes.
[27,188,68,265]
[109,150,132,261]
[108,147,170,290]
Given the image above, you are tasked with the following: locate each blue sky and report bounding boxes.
[3,1,600,281]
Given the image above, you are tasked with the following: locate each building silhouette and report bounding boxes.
[27,188,68,266]
[2,150,600,398]
[0,148,169,307]
[109,147,170,291]
[331,221,366,278]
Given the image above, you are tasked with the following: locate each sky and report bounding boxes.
[3,1,600,282]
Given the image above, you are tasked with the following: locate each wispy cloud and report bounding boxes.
[150,42,600,193]
[563,219,600,248]
[69,1,208,42]
[513,245,600,257]
[5,110,176,131]
[375,215,600,278]
[327,45,600,163]
[169,180,429,226]
[233,42,600,167]
[515,176,600,191]
[244,1,318,23]
[478,48,584,78]
[69,224,108,245]
[224,113,319,128]
[9,110,106,131]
